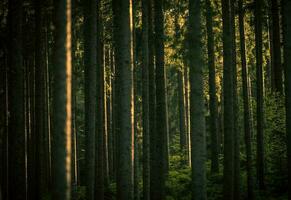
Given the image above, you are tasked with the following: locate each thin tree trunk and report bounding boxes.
[205,0,219,174]
[141,0,150,198]
[96,1,105,198]
[255,0,265,189]
[230,1,240,199]
[0,40,8,200]
[270,0,283,93]
[282,0,291,198]
[84,0,97,198]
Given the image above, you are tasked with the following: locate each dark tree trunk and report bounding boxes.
[230,1,240,199]
[7,0,26,199]
[205,0,219,174]
[282,0,291,198]
[188,0,207,199]
[96,1,105,198]
[238,0,254,199]
[141,0,150,199]
[270,0,283,93]
[113,0,134,198]
[152,0,168,198]
[84,0,97,198]
[221,0,234,198]
[255,0,265,190]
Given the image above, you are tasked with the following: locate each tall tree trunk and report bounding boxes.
[221,0,234,198]
[7,0,26,199]
[0,38,8,200]
[230,1,240,199]
[148,0,158,198]
[141,0,150,199]
[177,70,187,160]
[270,0,283,93]
[255,0,265,189]
[188,0,207,199]
[152,0,168,198]
[34,0,47,198]
[84,0,97,198]
[96,1,105,198]
[205,0,219,174]
[282,0,291,198]
[113,0,134,198]
[238,0,254,199]
[51,0,72,199]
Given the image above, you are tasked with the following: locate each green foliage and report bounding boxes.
[264,90,287,193]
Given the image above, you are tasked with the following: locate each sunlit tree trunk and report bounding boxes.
[51,0,72,199]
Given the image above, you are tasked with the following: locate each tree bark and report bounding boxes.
[221,0,234,198]
[238,0,254,199]
[282,0,291,198]
[51,0,72,199]
[84,0,97,198]
[188,0,207,199]
[113,0,134,198]
[7,0,26,199]
[255,0,265,190]
[141,0,150,199]
[205,0,219,174]
[270,0,283,93]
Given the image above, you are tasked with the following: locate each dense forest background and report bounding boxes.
[0,0,291,199]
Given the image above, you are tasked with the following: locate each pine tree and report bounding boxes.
[84,0,97,198]
[7,0,26,199]
[51,0,72,199]
[188,0,207,199]
[113,0,134,198]
[238,0,254,198]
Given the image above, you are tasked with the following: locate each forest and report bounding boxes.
[0,0,291,199]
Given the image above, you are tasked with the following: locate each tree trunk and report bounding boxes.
[255,0,265,190]
[282,0,291,198]
[84,0,97,198]
[141,0,150,199]
[96,1,105,198]
[7,0,26,199]
[270,0,283,93]
[230,1,240,199]
[113,0,134,198]
[221,0,234,198]
[152,0,168,198]
[238,0,254,199]
[51,0,72,199]
[188,0,207,199]
[205,0,219,174]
